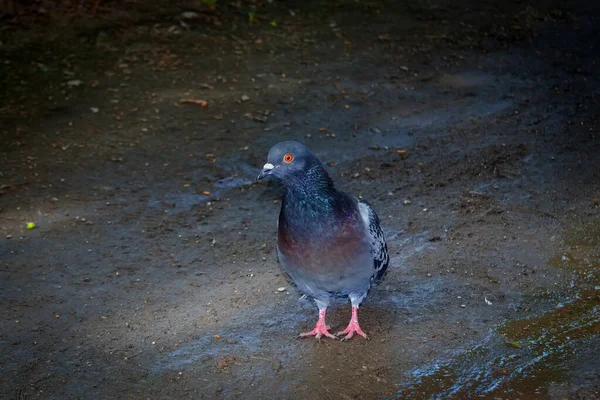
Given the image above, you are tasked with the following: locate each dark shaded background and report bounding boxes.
[1,0,599,398]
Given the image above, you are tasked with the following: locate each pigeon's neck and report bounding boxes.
[282,185,336,216]
[283,163,334,191]
[280,164,338,221]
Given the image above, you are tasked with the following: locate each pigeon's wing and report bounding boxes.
[356,197,389,282]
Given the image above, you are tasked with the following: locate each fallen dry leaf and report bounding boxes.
[180,98,208,107]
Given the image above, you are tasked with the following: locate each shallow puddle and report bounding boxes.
[394,217,600,398]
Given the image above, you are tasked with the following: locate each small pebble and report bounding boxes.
[67,79,82,87]
[277,287,286,292]
[181,11,199,19]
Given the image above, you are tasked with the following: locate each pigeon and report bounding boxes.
[257,141,389,340]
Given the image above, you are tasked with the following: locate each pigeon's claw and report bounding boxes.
[336,322,369,341]
[335,307,369,341]
[298,310,336,341]
[298,326,337,341]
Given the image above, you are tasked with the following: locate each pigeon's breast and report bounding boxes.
[277,213,372,295]
[278,219,365,265]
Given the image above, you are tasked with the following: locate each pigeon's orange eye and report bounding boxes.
[283,153,294,163]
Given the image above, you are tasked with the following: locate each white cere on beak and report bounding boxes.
[263,163,274,170]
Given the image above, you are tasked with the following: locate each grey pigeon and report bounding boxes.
[257,141,389,340]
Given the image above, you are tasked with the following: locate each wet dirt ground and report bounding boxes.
[1,0,599,398]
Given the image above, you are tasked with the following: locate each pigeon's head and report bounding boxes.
[257,141,321,182]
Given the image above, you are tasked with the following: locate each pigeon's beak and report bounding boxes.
[257,163,275,181]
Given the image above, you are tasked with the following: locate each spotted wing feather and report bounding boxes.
[357,198,389,282]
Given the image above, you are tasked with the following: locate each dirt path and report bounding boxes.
[1,0,599,398]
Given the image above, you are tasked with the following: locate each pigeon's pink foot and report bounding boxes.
[336,307,369,341]
[298,310,337,341]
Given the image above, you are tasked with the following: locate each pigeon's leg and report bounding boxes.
[336,295,369,341]
[298,299,336,341]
